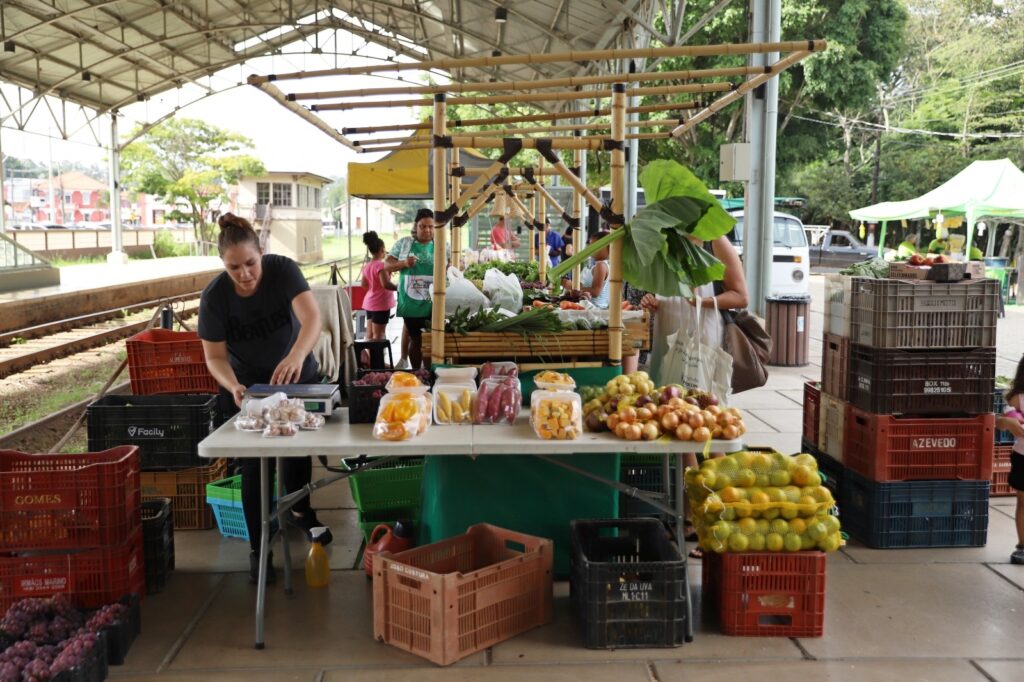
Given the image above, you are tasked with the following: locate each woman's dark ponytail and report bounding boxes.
[217,213,260,255]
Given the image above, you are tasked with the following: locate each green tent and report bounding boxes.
[848,158,1024,255]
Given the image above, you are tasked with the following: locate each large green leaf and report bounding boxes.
[546,228,624,286]
[666,233,726,288]
[622,239,689,297]
[640,160,736,241]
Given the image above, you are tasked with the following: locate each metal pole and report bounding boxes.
[108,113,127,264]
[626,62,640,223]
[347,198,353,286]
[743,0,768,317]
[756,0,781,315]
[47,131,56,224]
[0,125,6,234]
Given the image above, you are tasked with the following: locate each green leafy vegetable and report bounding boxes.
[640,161,736,241]
[479,305,565,334]
[839,258,890,278]
[463,260,539,283]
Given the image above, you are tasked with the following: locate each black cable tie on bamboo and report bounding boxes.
[808,39,816,51]
[523,166,537,185]
[502,184,516,197]
[562,212,580,229]
[310,105,319,112]
[491,166,510,187]
[433,204,459,225]
[764,65,772,74]
[433,135,453,148]
[613,83,626,94]
[267,74,277,82]
[286,93,296,102]
[450,166,466,177]
[498,138,523,164]
[535,138,560,165]
[453,119,463,127]
[452,213,469,228]
[600,205,625,226]
[593,107,601,117]
[574,128,582,137]
[601,139,624,151]
[569,166,581,177]
[342,127,356,135]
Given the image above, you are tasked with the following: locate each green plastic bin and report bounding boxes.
[341,457,424,514]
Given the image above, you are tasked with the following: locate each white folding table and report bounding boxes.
[198,408,741,649]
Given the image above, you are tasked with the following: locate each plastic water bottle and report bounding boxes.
[305,527,330,588]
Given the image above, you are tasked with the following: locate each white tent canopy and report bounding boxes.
[849,158,1024,254]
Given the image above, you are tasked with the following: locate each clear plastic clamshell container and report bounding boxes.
[433,385,477,425]
[530,389,582,440]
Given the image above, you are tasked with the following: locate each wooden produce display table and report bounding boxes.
[198,407,740,649]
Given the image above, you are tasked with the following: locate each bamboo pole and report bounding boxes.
[536,157,604,214]
[356,131,675,154]
[341,101,701,135]
[608,83,626,368]
[465,188,498,222]
[248,80,359,150]
[311,82,733,111]
[508,192,536,227]
[292,65,765,100]
[453,160,504,210]
[672,51,812,137]
[572,147,583,289]
[529,188,537,262]
[538,158,547,281]
[250,40,827,81]
[431,94,448,367]
[451,148,461,265]
[354,118,689,145]
[531,182,567,217]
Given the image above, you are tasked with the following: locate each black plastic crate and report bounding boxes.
[841,468,989,549]
[100,594,141,666]
[51,629,108,682]
[618,455,675,523]
[87,394,217,469]
[142,498,174,594]
[994,388,1014,444]
[570,518,687,649]
[849,345,995,415]
[345,369,433,424]
[809,448,843,504]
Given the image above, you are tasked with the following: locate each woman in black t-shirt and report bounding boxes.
[199,213,328,584]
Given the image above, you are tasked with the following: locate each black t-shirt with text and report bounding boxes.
[198,254,318,386]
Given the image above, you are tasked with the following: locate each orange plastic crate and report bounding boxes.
[140,459,227,530]
[372,523,553,666]
[844,407,993,482]
[702,551,826,637]
[126,329,218,395]
[803,381,820,447]
[0,526,145,612]
[0,446,140,551]
[992,445,1015,497]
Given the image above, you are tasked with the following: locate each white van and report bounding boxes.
[726,210,810,297]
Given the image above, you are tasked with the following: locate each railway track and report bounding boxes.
[0,380,131,450]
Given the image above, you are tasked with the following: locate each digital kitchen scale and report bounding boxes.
[245,384,341,416]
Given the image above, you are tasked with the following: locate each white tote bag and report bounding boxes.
[655,296,733,400]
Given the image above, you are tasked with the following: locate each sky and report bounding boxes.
[1,25,445,181]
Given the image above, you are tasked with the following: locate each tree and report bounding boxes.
[121,119,265,249]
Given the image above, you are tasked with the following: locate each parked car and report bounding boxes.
[809,230,892,270]
[726,210,810,297]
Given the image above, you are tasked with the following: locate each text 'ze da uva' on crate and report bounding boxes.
[0,445,140,552]
[372,523,553,666]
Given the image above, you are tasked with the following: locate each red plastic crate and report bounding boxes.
[702,551,826,637]
[992,445,1015,497]
[803,381,820,447]
[0,526,145,612]
[345,284,368,311]
[844,406,994,482]
[126,329,218,395]
[821,333,850,402]
[0,446,141,552]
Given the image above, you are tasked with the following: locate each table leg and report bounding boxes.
[277,457,294,596]
[662,453,671,528]
[255,457,270,649]
[677,452,694,642]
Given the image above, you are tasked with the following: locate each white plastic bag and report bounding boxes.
[445,266,490,315]
[483,268,524,313]
[655,296,732,401]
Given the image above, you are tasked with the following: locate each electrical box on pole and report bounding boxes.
[720,143,752,182]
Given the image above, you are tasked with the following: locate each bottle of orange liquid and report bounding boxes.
[305,527,330,588]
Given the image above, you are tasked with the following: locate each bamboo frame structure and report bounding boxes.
[529,189,537,261]
[451,148,461,263]
[538,157,547,281]
[247,40,826,367]
[310,82,733,112]
[572,147,583,289]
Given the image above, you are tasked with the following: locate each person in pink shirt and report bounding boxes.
[490,217,520,251]
[360,231,397,365]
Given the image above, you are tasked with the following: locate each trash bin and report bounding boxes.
[765,295,810,367]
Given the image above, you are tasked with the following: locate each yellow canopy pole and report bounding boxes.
[431,94,448,367]
[250,40,827,81]
[311,82,732,112]
[539,158,547,281]
[672,51,813,137]
[608,84,627,367]
[291,65,764,100]
[572,147,583,289]
[451,148,461,265]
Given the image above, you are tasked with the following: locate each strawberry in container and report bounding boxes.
[474,376,521,425]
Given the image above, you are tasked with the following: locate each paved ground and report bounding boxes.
[110,275,1024,681]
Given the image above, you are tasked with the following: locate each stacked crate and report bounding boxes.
[814,276,998,548]
[0,446,145,611]
[89,329,226,531]
[991,383,1017,496]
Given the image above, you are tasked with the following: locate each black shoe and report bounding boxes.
[1012,544,1024,566]
[249,551,277,584]
[290,511,333,546]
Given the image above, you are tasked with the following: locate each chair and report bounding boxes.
[354,338,394,370]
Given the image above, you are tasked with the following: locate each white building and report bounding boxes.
[233,171,332,264]
[338,198,402,238]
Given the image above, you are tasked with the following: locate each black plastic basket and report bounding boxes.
[142,498,174,595]
[841,468,989,549]
[808,448,843,503]
[618,455,675,523]
[345,369,434,424]
[570,518,687,649]
[87,394,218,469]
[100,594,141,666]
[51,629,108,682]
[849,345,995,415]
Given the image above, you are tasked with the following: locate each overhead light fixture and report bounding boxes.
[494,7,508,23]
[4,41,14,53]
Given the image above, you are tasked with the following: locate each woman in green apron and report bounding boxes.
[385,208,436,369]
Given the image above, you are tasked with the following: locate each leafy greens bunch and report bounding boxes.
[548,160,736,297]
